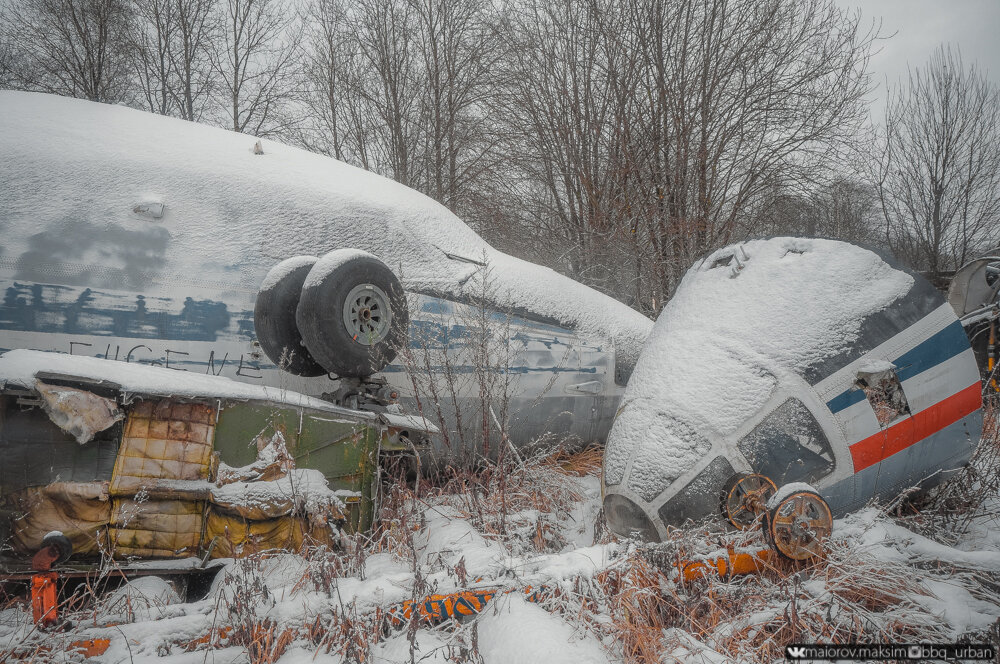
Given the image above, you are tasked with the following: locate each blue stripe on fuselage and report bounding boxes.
[892,320,970,382]
[825,319,969,414]
[826,386,868,414]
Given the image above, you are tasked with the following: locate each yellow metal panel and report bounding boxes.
[110,498,204,558]
[110,400,216,496]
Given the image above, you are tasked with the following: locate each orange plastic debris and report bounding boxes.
[386,585,550,628]
[184,626,232,651]
[679,548,772,581]
[31,571,59,627]
[69,638,111,657]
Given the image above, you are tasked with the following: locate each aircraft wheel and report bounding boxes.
[254,256,329,377]
[765,487,832,560]
[721,473,776,530]
[297,250,409,377]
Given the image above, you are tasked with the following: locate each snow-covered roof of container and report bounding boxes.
[604,237,915,501]
[0,349,371,418]
[0,92,652,354]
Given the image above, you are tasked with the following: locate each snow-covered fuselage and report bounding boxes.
[603,238,984,541]
[0,283,620,451]
[0,92,654,458]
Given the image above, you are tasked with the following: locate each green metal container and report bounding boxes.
[213,400,381,533]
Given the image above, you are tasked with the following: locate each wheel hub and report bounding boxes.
[790,515,813,539]
[767,490,833,560]
[722,473,777,530]
[343,283,392,346]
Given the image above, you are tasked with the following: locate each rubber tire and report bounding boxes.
[41,532,73,565]
[296,251,408,377]
[254,256,329,377]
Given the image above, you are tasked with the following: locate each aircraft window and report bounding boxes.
[856,367,910,427]
[737,398,834,486]
[656,455,736,527]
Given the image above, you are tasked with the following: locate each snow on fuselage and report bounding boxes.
[603,237,984,541]
[0,92,654,454]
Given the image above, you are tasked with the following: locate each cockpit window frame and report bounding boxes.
[736,397,836,487]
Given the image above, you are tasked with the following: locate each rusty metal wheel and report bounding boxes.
[765,488,832,560]
[721,473,777,530]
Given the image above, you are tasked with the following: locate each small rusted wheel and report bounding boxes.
[721,473,777,530]
[765,489,832,560]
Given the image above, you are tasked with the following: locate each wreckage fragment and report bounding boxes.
[0,350,383,566]
[604,238,984,545]
[35,381,123,444]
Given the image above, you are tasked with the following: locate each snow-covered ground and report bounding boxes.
[2,434,1000,663]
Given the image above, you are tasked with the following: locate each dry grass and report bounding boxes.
[5,408,1000,663]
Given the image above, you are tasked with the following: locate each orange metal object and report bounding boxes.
[988,319,997,391]
[679,548,772,581]
[385,585,549,628]
[31,571,59,627]
[69,638,111,657]
[31,545,60,572]
[387,588,498,627]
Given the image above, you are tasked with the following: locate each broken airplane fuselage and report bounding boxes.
[603,238,986,542]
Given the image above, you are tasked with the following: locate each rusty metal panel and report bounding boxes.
[0,395,119,495]
[109,498,203,558]
[110,400,215,496]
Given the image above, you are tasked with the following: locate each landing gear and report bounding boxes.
[765,488,833,560]
[721,474,832,560]
[721,473,776,530]
[255,249,409,380]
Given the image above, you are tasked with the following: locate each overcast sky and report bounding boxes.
[836,0,1000,113]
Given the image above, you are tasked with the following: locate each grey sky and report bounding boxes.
[836,0,1000,110]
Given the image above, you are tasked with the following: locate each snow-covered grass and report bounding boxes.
[2,412,1000,663]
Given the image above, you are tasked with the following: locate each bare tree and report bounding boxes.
[299,0,500,219]
[492,0,879,311]
[4,0,137,102]
[170,0,216,120]
[0,23,17,88]
[131,0,176,114]
[298,0,357,162]
[408,0,500,211]
[357,0,420,184]
[632,0,877,295]
[873,46,1000,279]
[494,0,645,298]
[212,0,299,135]
[755,176,883,247]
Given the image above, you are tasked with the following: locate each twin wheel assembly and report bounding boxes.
[253,249,409,379]
[721,473,833,560]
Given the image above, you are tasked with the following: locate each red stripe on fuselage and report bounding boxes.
[849,383,982,472]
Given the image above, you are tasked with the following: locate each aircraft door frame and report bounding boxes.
[570,338,612,442]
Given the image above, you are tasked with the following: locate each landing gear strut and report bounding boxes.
[721,476,833,560]
[721,473,776,530]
